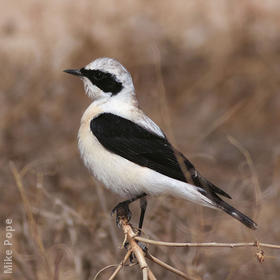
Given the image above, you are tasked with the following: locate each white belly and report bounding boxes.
[78,121,150,198]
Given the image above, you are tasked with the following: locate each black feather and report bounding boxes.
[213,195,258,229]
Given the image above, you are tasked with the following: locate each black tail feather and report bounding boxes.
[181,152,257,229]
[216,199,258,230]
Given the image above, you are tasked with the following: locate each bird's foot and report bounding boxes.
[111,202,132,227]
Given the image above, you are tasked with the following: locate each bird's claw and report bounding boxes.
[111,202,132,227]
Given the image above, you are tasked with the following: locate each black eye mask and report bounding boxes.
[80,68,123,95]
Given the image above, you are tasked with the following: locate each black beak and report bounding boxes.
[63,69,82,77]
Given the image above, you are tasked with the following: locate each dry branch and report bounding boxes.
[134,237,280,249]
[146,253,191,280]
[107,216,198,280]
[100,215,280,279]
[119,217,150,279]
[107,250,132,280]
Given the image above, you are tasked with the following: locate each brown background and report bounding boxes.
[0,1,280,279]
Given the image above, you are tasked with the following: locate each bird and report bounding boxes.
[64,57,257,232]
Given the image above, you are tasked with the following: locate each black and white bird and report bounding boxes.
[64,57,257,231]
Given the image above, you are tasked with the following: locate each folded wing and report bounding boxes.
[90,113,231,199]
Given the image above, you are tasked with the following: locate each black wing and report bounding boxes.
[90,113,231,199]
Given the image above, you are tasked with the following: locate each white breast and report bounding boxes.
[78,128,145,197]
[78,102,151,198]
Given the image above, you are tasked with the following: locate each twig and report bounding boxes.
[107,249,132,280]
[120,219,150,279]
[104,211,280,279]
[148,269,157,280]
[117,216,197,279]
[143,267,149,280]
[93,265,118,280]
[146,253,192,280]
[134,237,280,249]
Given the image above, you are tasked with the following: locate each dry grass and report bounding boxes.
[1,1,280,279]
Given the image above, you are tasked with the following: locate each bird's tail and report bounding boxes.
[215,198,258,230]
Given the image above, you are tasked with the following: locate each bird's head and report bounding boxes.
[64,57,135,103]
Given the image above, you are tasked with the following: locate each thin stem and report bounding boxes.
[143,267,148,280]
[107,249,132,280]
[146,253,193,280]
[148,269,157,280]
[135,237,280,249]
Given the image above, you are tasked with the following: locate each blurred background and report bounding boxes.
[1,0,280,279]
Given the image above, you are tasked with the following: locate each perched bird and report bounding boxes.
[64,57,257,231]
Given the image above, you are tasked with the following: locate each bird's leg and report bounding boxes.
[132,196,148,256]
[111,193,146,227]
[112,194,148,261]
[138,196,147,236]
